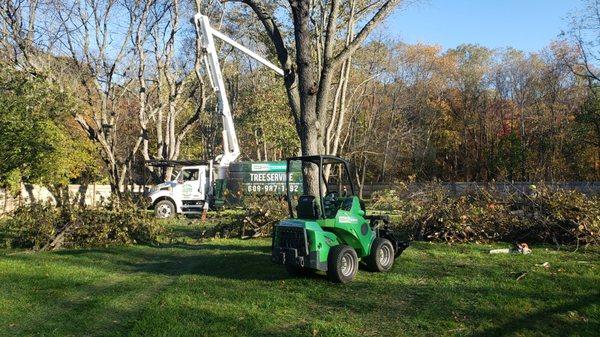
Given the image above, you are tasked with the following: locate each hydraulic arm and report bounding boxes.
[193,13,284,179]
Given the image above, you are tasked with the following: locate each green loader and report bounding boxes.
[271,155,409,283]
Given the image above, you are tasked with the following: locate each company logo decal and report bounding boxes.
[182,184,193,196]
[338,215,358,223]
[251,163,287,172]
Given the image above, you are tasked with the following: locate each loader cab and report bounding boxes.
[285,155,363,221]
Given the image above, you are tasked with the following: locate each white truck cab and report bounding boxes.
[148,164,210,218]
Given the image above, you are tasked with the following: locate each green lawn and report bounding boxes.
[0,221,598,337]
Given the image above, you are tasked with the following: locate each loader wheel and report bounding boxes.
[327,245,358,283]
[365,238,395,272]
[155,200,175,219]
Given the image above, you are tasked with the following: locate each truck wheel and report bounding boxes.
[365,238,395,272]
[327,245,358,283]
[155,200,175,219]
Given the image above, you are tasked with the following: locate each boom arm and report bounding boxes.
[193,13,284,178]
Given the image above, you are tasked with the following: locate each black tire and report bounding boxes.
[365,238,395,272]
[154,199,175,219]
[327,245,358,283]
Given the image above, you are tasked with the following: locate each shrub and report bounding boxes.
[1,202,161,250]
[1,203,60,249]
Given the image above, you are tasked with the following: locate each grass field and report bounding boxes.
[0,220,598,337]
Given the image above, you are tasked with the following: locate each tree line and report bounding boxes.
[232,2,600,193]
[1,0,599,198]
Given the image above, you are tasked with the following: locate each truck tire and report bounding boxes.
[365,238,395,272]
[327,245,358,283]
[154,200,175,219]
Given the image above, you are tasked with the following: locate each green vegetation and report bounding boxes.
[0,67,100,194]
[1,221,598,337]
[236,72,299,160]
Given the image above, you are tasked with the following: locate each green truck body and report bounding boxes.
[214,161,302,206]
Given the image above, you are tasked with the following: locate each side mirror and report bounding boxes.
[177,178,184,184]
[357,209,365,217]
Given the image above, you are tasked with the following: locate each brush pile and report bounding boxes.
[1,200,161,250]
[199,196,288,239]
[371,183,599,247]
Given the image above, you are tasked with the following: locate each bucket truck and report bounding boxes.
[147,12,289,218]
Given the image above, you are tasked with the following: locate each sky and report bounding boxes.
[384,0,583,52]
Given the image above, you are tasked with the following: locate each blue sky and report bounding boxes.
[384,0,582,52]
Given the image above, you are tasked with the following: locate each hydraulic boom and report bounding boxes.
[147,13,285,219]
[193,13,284,179]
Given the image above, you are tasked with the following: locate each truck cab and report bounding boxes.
[147,162,210,218]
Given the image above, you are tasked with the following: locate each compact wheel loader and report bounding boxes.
[271,155,409,283]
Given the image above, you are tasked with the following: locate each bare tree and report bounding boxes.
[133,0,211,180]
[562,0,600,167]
[1,0,216,191]
[56,0,143,194]
[226,0,404,194]
[1,0,47,70]
[2,0,144,193]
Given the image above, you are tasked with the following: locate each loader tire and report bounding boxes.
[327,245,358,283]
[365,238,395,272]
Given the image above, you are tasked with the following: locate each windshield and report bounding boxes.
[323,162,353,197]
[286,158,355,220]
[180,168,199,181]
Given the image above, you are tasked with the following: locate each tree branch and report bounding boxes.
[330,0,401,68]
[226,0,301,127]
[228,0,291,73]
[322,0,340,64]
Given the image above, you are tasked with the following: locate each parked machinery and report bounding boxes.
[271,155,409,283]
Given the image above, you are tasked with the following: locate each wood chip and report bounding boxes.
[515,272,527,281]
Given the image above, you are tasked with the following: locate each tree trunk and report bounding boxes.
[239,0,402,197]
[291,0,321,196]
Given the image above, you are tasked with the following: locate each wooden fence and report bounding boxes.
[0,184,146,215]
